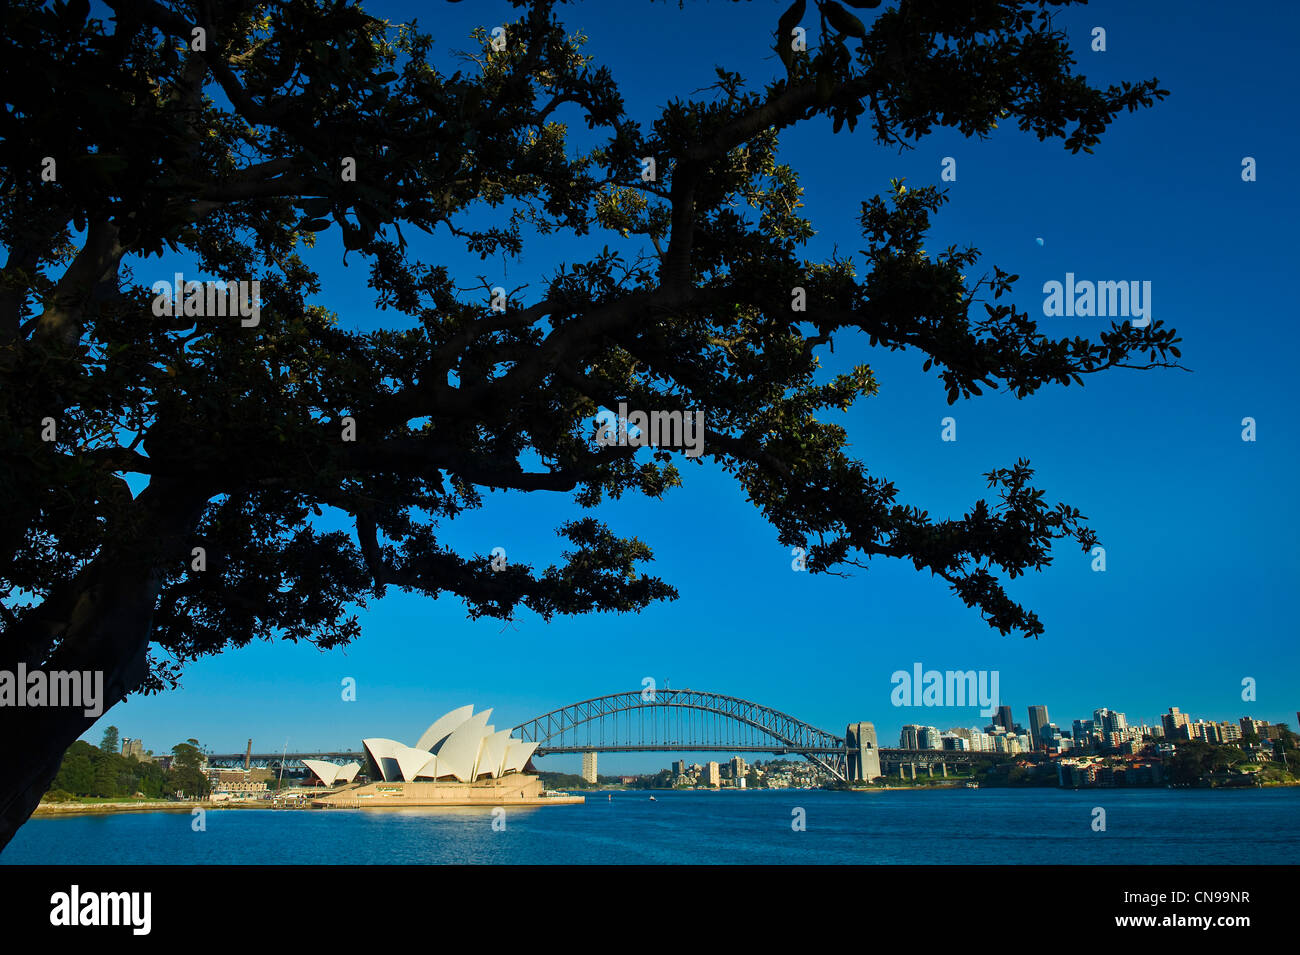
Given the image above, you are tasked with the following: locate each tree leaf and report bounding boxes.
[777,0,807,70]
[823,2,867,39]
[299,197,333,218]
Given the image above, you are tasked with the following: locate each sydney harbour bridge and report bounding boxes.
[205,688,1011,781]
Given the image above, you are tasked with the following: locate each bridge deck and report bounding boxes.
[207,748,1024,763]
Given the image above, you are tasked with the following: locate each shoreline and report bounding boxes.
[33,800,279,817]
[33,795,588,817]
[33,780,1297,816]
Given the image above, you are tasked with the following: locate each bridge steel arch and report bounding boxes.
[511,689,848,781]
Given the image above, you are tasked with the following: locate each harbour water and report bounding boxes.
[4,788,1298,865]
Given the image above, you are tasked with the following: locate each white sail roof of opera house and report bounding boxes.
[501,738,538,775]
[476,729,513,780]
[301,759,361,787]
[423,709,492,782]
[415,705,474,752]
[353,706,541,783]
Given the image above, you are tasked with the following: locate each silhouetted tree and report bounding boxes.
[0,0,1178,846]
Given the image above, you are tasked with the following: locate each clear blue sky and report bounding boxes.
[93,0,1299,772]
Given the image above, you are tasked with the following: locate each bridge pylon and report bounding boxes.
[845,722,882,782]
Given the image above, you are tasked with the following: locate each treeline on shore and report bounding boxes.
[42,726,211,802]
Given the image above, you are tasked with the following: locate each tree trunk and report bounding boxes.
[0,594,151,850]
[0,479,205,852]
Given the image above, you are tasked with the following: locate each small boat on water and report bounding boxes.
[965,781,979,789]
[648,796,657,801]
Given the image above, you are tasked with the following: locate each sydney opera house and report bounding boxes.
[302,706,571,806]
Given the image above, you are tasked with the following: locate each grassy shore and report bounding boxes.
[33,797,275,817]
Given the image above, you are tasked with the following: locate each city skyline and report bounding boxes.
[94,693,1296,776]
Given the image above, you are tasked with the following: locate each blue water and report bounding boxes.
[5,788,1298,864]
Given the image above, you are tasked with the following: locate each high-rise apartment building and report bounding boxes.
[1162,707,1191,741]
[996,705,1015,733]
[581,751,598,783]
[1093,708,1127,735]
[994,734,1023,754]
[1206,722,1241,745]
[900,725,921,750]
[1027,706,1049,748]
[703,761,721,787]
[1239,717,1270,739]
